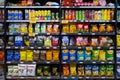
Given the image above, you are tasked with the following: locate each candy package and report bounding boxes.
[106,65,114,77]
[85,50,91,61]
[63,64,69,76]
[33,50,39,61]
[85,65,92,76]
[37,66,43,76]
[52,36,59,46]
[53,50,59,61]
[52,66,59,76]
[99,50,106,61]
[20,50,26,61]
[117,50,120,62]
[70,63,76,76]
[78,65,84,76]
[77,50,84,61]
[100,65,106,76]
[8,66,13,76]
[26,50,33,61]
[44,36,52,47]
[39,50,46,61]
[92,50,99,61]
[117,65,120,76]
[18,64,27,76]
[46,50,52,61]
[27,64,36,76]
[69,50,76,61]
[106,50,114,61]
[43,66,50,76]
[62,36,69,46]
[92,65,99,77]
[70,37,75,46]
[62,49,69,61]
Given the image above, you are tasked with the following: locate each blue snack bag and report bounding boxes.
[14,36,23,46]
[85,50,91,61]
[85,65,92,76]
[117,65,120,76]
[62,36,69,46]
[117,50,120,62]
[69,50,76,62]
[77,50,84,61]
[14,51,20,61]
[62,49,69,61]
[92,65,99,77]
[7,51,13,61]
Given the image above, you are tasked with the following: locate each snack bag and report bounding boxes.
[85,65,92,76]
[37,66,43,76]
[7,51,13,61]
[117,50,120,62]
[43,66,50,76]
[100,65,106,76]
[13,66,19,76]
[36,36,44,46]
[28,24,33,33]
[62,36,69,46]
[91,38,98,47]
[92,50,100,61]
[106,50,114,61]
[70,23,76,33]
[106,65,114,77]
[63,64,69,76]
[27,64,36,76]
[117,35,120,46]
[8,36,14,46]
[62,49,69,61]
[39,50,46,61]
[35,23,40,33]
[20,50,26,61]
[85,50,91,61]
[14,51,20,61]
[69,50,76,61]
[53,24,59,33]
[62,24,69,33]
[9,23,14,33]
[44,36,52,47]
[52,66,59,76]
[99,50,106,61]
[78,65,84,76]
[99,24,106,32]
[84,24,89,32]
[92,65,99,77]
[8,66,13,76]
[70,37,75,46]
[91,24,98,33]
[33,50,39,61]
[83,37,88,46]
[24,36,30,46]
[76,37,84,46]
[70,63,76,76]
[14,23,20,33]
[106,24,113,32]
[18,64,27,76]
[0,51,4,61]
[29,37,36,46]
[53,50,59,61]
[26,50,33,61]
[14,36,23,46]
[41,23,46,33]
[52,36,59,46]
[77,50,84,61]
[117,65,120,76]
[46,23,52,33]
[77,23,83,33]
[46,50,52,61]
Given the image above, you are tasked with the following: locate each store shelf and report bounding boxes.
[6,61,59,64]
[7,32,60,36]
[6,46,60,49]
[6,76,60,79]
[61,32,115,36]
[61,6,115,9]
[6,6,60,8]
[61,46,115,50]
[6,20,60,22]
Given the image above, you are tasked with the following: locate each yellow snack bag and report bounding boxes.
[117,35,120,46]
[70,23,76,33]
[53,50,59,61]
[46,50,52,61]
[70,63,76,76]
[20,50,26,61]
[26,50,33,61]
[62,24,69,33]
[28,24,33,33]
[20,23,28,33]
[99,50,106,61]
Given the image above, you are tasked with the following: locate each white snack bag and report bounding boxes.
[13,66,19,76]
[8,66,13,76]
[18,64,27,76]
[27,64,36,76]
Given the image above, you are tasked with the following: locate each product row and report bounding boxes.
[7,10,59,20]
[62,36,114,47]
[7,50,59,61]
[7,36,59,47]
[8,23,60,34]
[62,23,114,33]
[62,0,114,6]
[62,9,114,20]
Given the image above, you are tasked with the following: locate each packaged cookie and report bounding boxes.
[33,50,39,61]
[63,64,69,76]
[78,65,84,76]
[40,50,46,61]
[46,50,52,61]
[53,50,59,61]
[62,49,69,61]
[70,63,76,76]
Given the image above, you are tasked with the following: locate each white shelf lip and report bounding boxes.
[0,6,4,8]
[6,20,60,22]
[118,6,120,8]
[6,6,60,8]
[62,20,115,22]
[61,6,115,8]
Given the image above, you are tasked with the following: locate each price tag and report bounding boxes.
[46,47,50,49]
[61,20,68,24]
[62,33,66,35]
[46,61,50,64]
[101,77,105,79]
[78,33,82,35]
[21,33,24,35]
[101,62,105,64]
[33,62,36,63]
[78,47,82,49]
[15,47,18,49]
[38,47,42,49]
[86,47,93,50]
[71,77,75,79]
[64,77,67,79]
[92,33,95,35]
[20,62,24,64]
[93,62,96,64]
[6,46,10,49]
[86,77,89,79]
[47,77,51,79]
[79,62,83,64]
[30,19,36,23]
[47,33,50,35]
[29,33,35,37]
[53,47,57,49]
[7,61,11,64]
[20,77,24,79]
[21,47,24,49]
[37,77,41,79]
[62,47,67,49]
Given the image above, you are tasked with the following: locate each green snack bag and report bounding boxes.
[100,65,106,76]
[106,65,114,77]
[37,66,43,76]
[76,10,79,20]
[43,66,50,76]
[106,50,114,61]
[92,50,100,61]
[78,10,81,20]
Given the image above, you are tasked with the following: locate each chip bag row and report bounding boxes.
[63,64,114,77]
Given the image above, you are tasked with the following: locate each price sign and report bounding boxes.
[29,33,35,37]
[86,47,93,50]
[61,20,68,24]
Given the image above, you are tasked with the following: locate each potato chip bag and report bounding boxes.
[40,50,46,61]
[70,63,76,76]
[53,50,59,61]
[77,50,84,61]
[27,64,36,76]
[85,65,92,76]
[62,49,69,61]
[100,65,106,76]
[62,24,69,33]
[63,64,69,76]
[13,66,19,76]
[70,37,75,46]
[41,23,46,33]
[106,50,114,61]
[106,65,114,77]
[37,66,43,76]
[76,37,84,46]
[8,66,13,76]
[117,65,120,76]
[69,50,76,61]
[44,36,52,47]
[92,65,99,77]
[18,64,27,76]
[99,50,106,61]
[26,50,33,61]
[20,50,26,61]
[117,50,120,62]
[92,50,100,61]
[52,66,59,76]
[43,66,50,76]
[53,24,59,33]
[46,50,52,61]
[78,65,84,76]
[46,24,52,33]
[85,50,91,61]
[62,36,69,46]
[70,23,76,33]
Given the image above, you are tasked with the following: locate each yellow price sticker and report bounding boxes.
[86,47,93,50]
[29,33,35,37]
[61,20,68,24]
[30,19,36,24]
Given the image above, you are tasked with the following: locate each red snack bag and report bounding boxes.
[77,23,84,33]
[84,24,89,32]
[52,36,59,46]
[0,51,4,60]
[63,64,69,76]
